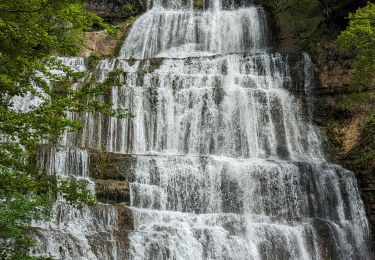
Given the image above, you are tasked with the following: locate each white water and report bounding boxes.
[30,0,370,259]
[127,155,369,259]
[120,6,268,59]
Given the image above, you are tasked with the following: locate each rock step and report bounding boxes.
[89,149,136,181]
[95,180,130,204]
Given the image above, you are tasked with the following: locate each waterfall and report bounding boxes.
[120,6,268,58]
[30,0,370,259]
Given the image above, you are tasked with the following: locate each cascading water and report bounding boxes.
[30,0,371,259]
[120,4,268,58]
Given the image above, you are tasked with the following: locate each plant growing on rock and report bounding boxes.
[121,3,135,16]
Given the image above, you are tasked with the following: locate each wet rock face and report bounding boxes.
[87,0,147,23]
[32,145,135,259]
[287,52,319,94]
[89,150,136,181]
[95,179,130,203]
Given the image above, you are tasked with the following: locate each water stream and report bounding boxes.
[30,0,370,259]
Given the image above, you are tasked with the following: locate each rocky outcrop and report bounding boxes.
[312,42,364,156]
[89,149,136,181]
[84,31,119,57]
[87,0,147,24]
[95,180,130,203]
[312,42,375,252]
[314,42,355,93]
[83,0,144,57]
[83,16,137,57]
[261,0,368,54]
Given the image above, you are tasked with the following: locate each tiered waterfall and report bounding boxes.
[30,0,371,259]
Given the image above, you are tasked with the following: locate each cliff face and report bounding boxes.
[82,1,144,57]
[87,0,147,23]
[261,0,374,250]
[314,42,354,92]
[83,16,137,57]
[262,0,368,54]
[313,42,375,249]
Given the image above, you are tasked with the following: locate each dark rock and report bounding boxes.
[89,149,137,181]
[87,0,148,24]
[314,42,355,92]
[95,179,130,203]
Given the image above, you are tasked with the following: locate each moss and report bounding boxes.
[139,57,165,73]
[134,57,166,87]
[94,151,109,180]
[89,149,137,181]
[193,0,204,10]
[127,58,137,66]
[121,3,135,15]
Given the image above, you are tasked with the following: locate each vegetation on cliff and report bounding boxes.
[264,0,374,158]
[263,0,324,49]
[263,0,369,49]
[338,3,375,89]
[324,2,375,167]
[334,2,375,188]
[0,1,130,258]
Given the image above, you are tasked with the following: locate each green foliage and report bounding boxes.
[335,90,375,113]
[87,52,102,70]
[121,3,135,15]
[345,114,375,172]
[363,114,375,136]
[338,2,375,89]
[193,0,204,10]
[0,1,130,258]
[331,3,375,172]
[0,166,50,259]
